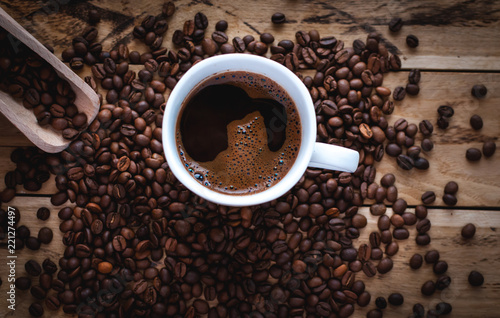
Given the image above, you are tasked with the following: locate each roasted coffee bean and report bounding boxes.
[272,12,286,24]
[437,116,449,129]
[442,193,457,206]
[26,236,41,250]
[25,260,42,276]
[416,218,431,233]
[377,258,393,274]
[466,148,482,161]
[42,259,57,274]
[421,280,436,295]
[194,12,209,29]
[410,253,423,269]
[437,105,454,118]
[461,223,476,239]
[36,207,50,220]
[393,86,406,101]
[397,154,414,170]
[421,138,433,152]
[215,20,228,31]
[416,233,431,246]
[419,119,433,136]
[45,295,61,311]
[468,270,484,286]
[16,276,31,290]
[443,181,459,194]
[471,84,487,98]
[29,303,44,317]
[406,83,420,95]
[435,302,453,315]
[375,296,387,309]
[388,293,404,306]
[406,34,419,48]
[433,260,448,274]
[413,303,425,317]
[38,227,53,244]
[408,69,421,84]
[260,33,275,44]
[436,275,452,290]
[425,250,440,263]
[388,17,403,32]
[483,141,496,157]
[421,191,436,204]
[470,114,483,130]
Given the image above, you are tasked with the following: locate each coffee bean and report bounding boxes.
[444,181,458,194]
[260,33,275,44]
[416,233,431,246]
[406,83,420,95]
[408,69,421,84]
[483,141,496,157]
[375,296,387,309]
[466,148,482,161]
[435,302,453,315]
[421,138,433,151]
[392,86,406,101]
[421,191,436,204]
[16,276,31,290]
[406,34,419,48]
[433,260,448,274]
[38,227,53,244]
[425,250,440,263]
[377,258,393,274]
[471,84,487,98]
[25,260,42,276]
[397,154,414,170]
[26,236,41,250]
[468,270,484,286]
[388,292,404,306]
[388,17,403,32]
[442,193,457,206]
[29,303,44,317]
[436,275,452,290]
[437,105,454,118]
[461,223,476,239]
[470,114,483,130]
[42,258,57,274]
[416,218,431,233]
[410,253,423,269]
[421,280,436,295]
[45,295,61,311]
[36,207,50,221]
[194,12,208,29]
[272,12,286,24]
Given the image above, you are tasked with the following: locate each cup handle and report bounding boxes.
[308,142,360,173]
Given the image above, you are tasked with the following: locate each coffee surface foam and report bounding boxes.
[176,71,301,195]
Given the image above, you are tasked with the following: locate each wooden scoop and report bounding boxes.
[0,8,99,153]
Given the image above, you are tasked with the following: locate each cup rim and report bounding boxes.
[162,54,316,206]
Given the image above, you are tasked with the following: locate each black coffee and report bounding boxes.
[176,71,301,195]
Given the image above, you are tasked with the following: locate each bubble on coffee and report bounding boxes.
[176,71,301,195]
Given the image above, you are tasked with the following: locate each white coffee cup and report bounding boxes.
[163,54,359,207]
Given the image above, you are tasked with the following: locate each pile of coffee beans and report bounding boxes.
[0,28,89,139]
[0,4,493,318]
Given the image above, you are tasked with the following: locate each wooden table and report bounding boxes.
[0,0,499,317]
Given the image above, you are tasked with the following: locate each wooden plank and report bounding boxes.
[1,0,500,70]
[0,199,499,317]
[0,70,498,206]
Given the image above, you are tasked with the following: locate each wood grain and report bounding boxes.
[0,70,497,206]
[0,199,499,317]
[0,1,499,317]
[1,0,500,70]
